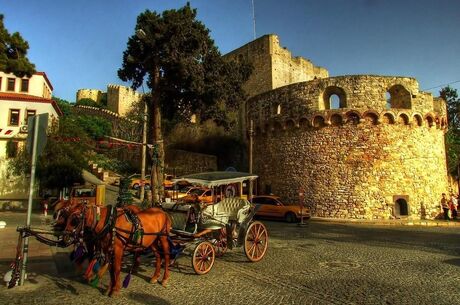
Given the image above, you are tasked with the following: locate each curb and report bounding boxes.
[310,217,460,227]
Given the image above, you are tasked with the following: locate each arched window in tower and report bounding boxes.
[386,85,411,109]
[323,86,347,110]
[276,104,281,115]
[329,94,340,109]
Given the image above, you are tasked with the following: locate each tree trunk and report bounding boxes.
[150,67,165,205]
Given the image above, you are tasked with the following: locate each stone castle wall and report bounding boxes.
[247,75,448,220]
[107,84,142,117]
[76,89,104,104]
[224,34,328,98]
[76,85,142,117]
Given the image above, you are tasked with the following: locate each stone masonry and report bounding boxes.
[76,89,105,104]
[247,74,448,220]
[76,84,142,117]
[224,34,328,98]
[106,84,142,117]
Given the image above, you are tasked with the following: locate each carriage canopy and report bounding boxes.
[172,171,258,188]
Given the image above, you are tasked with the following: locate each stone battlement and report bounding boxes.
[247,75,445,121]
[76,84,142,117]
[224,34,328,98]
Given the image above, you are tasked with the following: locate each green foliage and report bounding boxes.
[118,3,251,126]
[0,14,35,77]
[6,139,18,158]
[52,97,73,116]
[39,160,84,189]
[74,115,112,140]
[441,86,460,131]
[52,97,112,139]
[89,153,136,176]
[441,86,460,176]
[9,114,91,189]
[77,98,103,108]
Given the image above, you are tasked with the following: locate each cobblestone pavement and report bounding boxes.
[0,212,459,305]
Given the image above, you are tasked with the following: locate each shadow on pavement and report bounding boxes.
[443,258,460,267]
[265,220,460,256]
[127,292,170,305]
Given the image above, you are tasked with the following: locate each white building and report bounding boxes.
[0,71,61,204]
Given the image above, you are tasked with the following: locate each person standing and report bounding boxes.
[450,193,458,220]
[440,193,450,220]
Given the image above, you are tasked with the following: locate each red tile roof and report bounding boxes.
[0,92,63,116]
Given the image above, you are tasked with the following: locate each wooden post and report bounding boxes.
[249,120,254,201]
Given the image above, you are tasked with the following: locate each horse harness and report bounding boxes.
[114,208,168,248]
[71,205,168,251]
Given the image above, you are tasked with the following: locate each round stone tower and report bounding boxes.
[247,75,448,220]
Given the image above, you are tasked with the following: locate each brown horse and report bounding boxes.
[54,202,144,271]
[65,205,171,296]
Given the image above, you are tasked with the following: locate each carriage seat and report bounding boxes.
[203,198,251,222]
[161,202,194,231]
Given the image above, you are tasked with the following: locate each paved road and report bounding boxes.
[0,212,459,305]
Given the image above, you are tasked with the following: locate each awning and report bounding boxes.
[172,171,258,187]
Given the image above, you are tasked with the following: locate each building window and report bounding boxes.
[9,109,20,126]
[7,78,15,91]
[323,86,347,109]
[21,79,29,92]
[386,85,411,109]
[25,109,36,124]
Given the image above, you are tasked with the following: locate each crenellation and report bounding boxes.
[224,34,328,98]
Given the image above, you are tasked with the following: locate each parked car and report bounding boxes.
[181,187,216,204]
[166,183,193,199]
[163,174,175,189]
[252,195,310,223]
[130,175,151,190]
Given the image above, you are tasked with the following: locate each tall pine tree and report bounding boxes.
[118,4,251,204]
[0,14,35,77]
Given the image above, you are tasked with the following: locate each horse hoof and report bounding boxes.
[149,277,159,284]
[161,279,169,287]
[109,290,119,298]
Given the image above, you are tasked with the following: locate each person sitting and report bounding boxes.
[450,193,458,220]
[440,193,450,220]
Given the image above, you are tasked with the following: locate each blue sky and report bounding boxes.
[2,0,459,102]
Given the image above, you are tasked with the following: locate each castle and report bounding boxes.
[227,34,448,220]
[76,84,142,117]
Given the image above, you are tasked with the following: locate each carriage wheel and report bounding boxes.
[244,221,268,262]
[214,228,228,257]
[192,241,215,275]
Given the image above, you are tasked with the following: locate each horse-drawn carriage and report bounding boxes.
[7,171,268,296]
[162,171,268,274]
